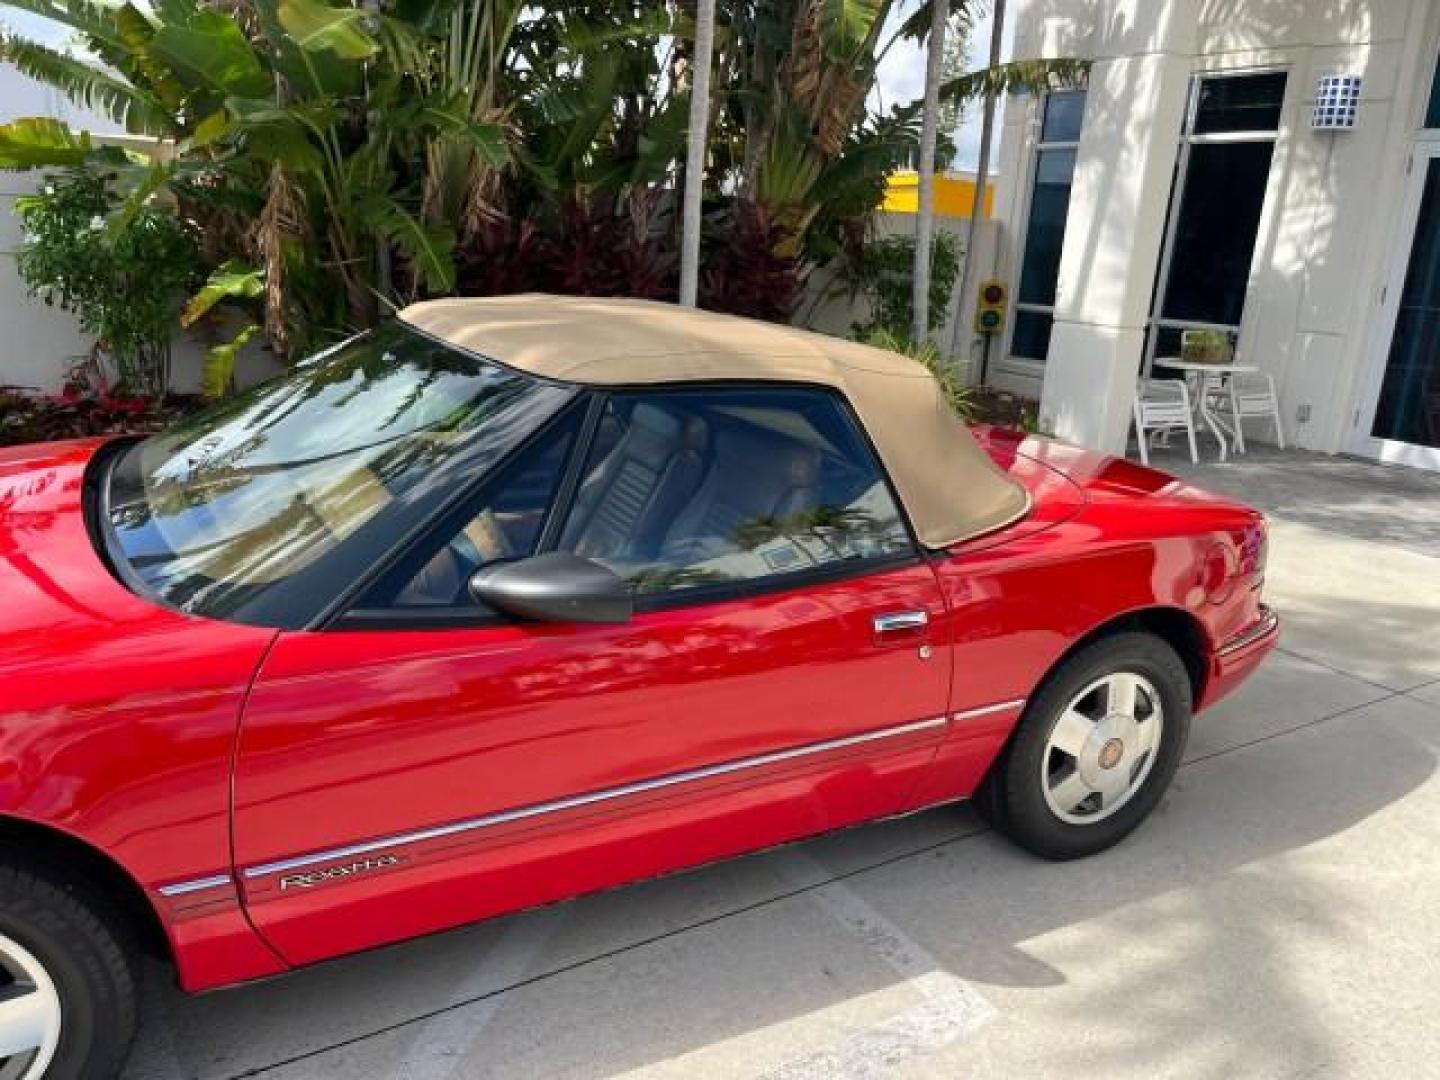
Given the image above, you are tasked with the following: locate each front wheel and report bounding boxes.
[983,632,1193,860]
[0,864,137,1080]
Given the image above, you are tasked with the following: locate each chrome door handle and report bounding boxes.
[873,610,929,634]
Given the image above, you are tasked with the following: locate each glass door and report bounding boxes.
[1354,144,1440,471]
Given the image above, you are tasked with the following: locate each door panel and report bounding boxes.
[232,561,948,965]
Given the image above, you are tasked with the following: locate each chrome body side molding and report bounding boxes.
[952,698,1026,722]
[1218,605,1279,656]
[156,874,233,898]
[241,715,953,881]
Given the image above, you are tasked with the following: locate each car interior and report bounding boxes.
[395,392,911,606]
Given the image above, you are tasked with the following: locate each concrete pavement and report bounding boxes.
[123,446,1440,1080]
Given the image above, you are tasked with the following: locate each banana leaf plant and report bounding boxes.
[711,0,1088,265]
[0,0,507,389]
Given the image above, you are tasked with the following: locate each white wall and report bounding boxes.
[1,169,97,391]
[802,211,1003,376]
[2,65,114,391]
[996,0,1440,455]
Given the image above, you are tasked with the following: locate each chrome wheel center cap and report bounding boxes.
[1097,737,1125,770]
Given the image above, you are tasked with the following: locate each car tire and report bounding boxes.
[0,862,138,1080]
[984,632,1192,860]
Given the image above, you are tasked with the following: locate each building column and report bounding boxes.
[1039,51,1194,452]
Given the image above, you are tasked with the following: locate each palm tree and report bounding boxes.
[679,0,717,307]
[712,0,1085,304]
[911,0,948,343]
[949,0,1006,371]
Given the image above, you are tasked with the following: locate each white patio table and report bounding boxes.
[1152,357,1259,461]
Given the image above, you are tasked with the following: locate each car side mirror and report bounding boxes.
[467,552,633,624]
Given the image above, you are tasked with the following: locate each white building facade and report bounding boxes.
[987,0,1440,472]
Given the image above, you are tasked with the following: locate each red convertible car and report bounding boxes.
[0,296,1276,1078]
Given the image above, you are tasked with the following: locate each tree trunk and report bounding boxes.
[679,0,717,308]
[949,0,1006,374]
[911,0,949,343]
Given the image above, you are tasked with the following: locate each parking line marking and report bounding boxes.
[392,907,567,1080]
[757,851,997,1077]
[760,983,994,1080]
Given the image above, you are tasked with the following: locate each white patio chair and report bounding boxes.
[1132,378,1198,465]
[1205,370,1285,452]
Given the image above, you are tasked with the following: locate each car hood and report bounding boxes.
[0,438,275,715]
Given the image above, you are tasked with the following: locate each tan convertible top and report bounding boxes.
[401,295,1029,548]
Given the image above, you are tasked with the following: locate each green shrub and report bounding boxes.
[15,169,200,397]
[849,232,962,340]
[859,328,973,420]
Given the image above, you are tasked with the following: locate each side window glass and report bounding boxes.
[372,414,579,607]
[555,389,913,597]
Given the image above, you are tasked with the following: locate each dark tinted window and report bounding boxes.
[1041,90,1087,142]
[368,412,581,608]
[1371,159,1440,449]
[1011,88,1087,365]
[1017,148,1078,307]
[1011,309,1055,361]
[104,323,574,625]
[1159,140,1276,324]
[1193,72,1287,134]
[556,389,913,597]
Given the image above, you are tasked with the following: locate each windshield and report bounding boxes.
[104,322,576,626]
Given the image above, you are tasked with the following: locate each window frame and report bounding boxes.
[1141,66,1289,377]
[1005,88,1087,373]
[331,380,926,630]
[1426,47,1440,131]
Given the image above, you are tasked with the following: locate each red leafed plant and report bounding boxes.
[600,189,678,301]
[456,192,679,301]
[464,192,678,300]
[0,360,200,448]
[454,195,811,324]
[455,214,547,297]
[698,201,807,324]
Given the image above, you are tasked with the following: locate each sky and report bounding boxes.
[874,2,1016,172]
[2,2,1014,169]
[1,10,63,45]
[0,11,116,127]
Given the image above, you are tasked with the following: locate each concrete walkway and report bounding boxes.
[1158,445,1440,560]
[124,447,1440,1080]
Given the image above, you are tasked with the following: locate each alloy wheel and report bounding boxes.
[1041,671,1165,825]
[0,932,61,1080]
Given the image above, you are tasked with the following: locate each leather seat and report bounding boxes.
[560,403,709,563]
[659,425,821,563]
